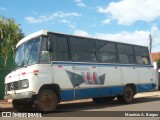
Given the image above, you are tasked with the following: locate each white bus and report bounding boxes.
[4,30,158,112]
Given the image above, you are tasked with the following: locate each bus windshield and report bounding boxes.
[15,38,40,68]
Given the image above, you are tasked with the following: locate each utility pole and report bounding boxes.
[149,34,152,53]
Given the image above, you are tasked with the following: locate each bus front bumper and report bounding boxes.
[4,91,36,100]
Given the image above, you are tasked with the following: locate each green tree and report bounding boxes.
[0,17,24,68]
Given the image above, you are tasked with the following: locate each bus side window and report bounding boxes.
[134,46,150,65]
[135,56,149,65]
[49,34,70,61]
[39,37,51,64]
[70,37,96,62]
[142,56,149,64]
[96,41,118,63]
[72,53,78,61]
[117,44,135,64]
[71,51,96,62]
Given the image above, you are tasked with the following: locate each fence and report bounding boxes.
[158,71,160,90]
[0,70,11,99]
[0,54,14,99]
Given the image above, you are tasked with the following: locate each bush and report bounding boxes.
[157,56,160,69]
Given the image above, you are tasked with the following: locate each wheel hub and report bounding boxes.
[41,94,54,108]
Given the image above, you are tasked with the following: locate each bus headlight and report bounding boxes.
[20,79,29,88]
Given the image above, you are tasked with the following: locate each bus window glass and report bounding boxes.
[117,44,133,55]
[117,44,135,64]
[51,52,70,61]
[134,46,150,64]
[50,35,57,51]
[24,41,33,65]
[49,34,70,61]
[39,37,50,63]
[57,36,68,52]
[136,56,149,64]
[15,38,40,68]
[27,39,40,65]
[134,46,149,56]
[70,37,95,51]
[72,51,96,62]
[118,54,135,64]
[15,45,24,68]
[98,53,117,63]
[96,41,116,53]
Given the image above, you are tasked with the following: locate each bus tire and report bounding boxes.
[118,86,134,104]
[12,99,33,112]
[35,89,58,112]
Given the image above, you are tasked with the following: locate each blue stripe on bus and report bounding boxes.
[52,61,153,68]
[136,83,155,92]
[60,89,74,101]
[60,83,155,101]
[101,86,124,97]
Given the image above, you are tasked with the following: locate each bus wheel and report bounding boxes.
[35,89,58,112]
[118,86,134,104]
[12,99,33,112]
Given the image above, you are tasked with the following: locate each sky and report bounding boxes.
[0,0,160,52]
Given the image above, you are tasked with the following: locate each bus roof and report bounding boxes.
[16,30,148,48]
[16,30,47,48]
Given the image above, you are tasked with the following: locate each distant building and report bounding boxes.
[151,52,160,90]
[151,52,160,62]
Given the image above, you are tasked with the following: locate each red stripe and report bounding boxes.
[86,72,90,84]
[93,72,97,84]
[58,66,62,68]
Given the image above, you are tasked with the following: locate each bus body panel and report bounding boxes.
[73,64,101,100]
[54,62,156,101]
[99,65,122,97]
[121,66,139,85]
[138,67,153,84]
[100,65,122,86]
[5,64,52,98]
[5,69,20,83]
[52,63,74,89]
[52,62,75,101]
[20,64,52,93]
